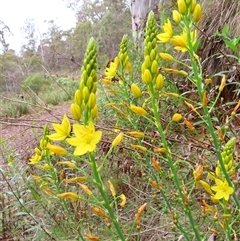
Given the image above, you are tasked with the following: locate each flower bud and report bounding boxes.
[112,132,124,147]
[91,105,99,119]
[74,90,82,105]
[144,55,151,68]
[150,49,156,61]
[190,0,196,13]
[172,113,182,122]
[130,105,147,116]
[119,194,127,208]
[71,103,81,120]
[159,53,174,61]
[87,92,96,109]
[91,82,97,94]
[193,4,202,22]
[172,10,181,23]
[155,74,164,90]
[46,143,68,156]
[83,86,90,103]
[177,0,187,15]
[142,69,152,84]
[151,60,158,74]
[131,83,142,97]
[86,76,93,91]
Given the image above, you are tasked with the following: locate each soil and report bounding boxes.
[0,103,71,169]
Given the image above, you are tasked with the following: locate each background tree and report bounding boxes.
[0,20,10,53]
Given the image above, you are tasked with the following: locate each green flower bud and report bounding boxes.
[71,103,81,121]
[91,82,97,94]
[216,137,236,177]
[86,76,93,91]
[150,49,156,61]
[83,86,90,103]
[144,56,151,68]
[155,74,164,90]
[151,60,158,74]
[87,93,96,109]
[142,69,152,84]
[74,90,82,106]
[91,105,99,119]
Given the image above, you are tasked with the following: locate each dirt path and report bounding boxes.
[0,103,71,168]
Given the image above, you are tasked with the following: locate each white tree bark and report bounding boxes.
[130,0,160,46]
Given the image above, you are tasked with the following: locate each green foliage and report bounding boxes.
[1,99,30,117]
[22,74,49,94]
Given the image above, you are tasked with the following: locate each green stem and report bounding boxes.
[89,152,125,241]
[186,26,240,209]
[45,152,85,241]
[148,83,201,241]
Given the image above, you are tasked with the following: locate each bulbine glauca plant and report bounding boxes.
[27,1,240,240]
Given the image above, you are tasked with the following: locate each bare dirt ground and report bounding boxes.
[0,103,71,169]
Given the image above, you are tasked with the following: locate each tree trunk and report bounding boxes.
[130,0,160,47]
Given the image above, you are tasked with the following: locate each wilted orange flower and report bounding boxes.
[57,192,80,200]
[107,180,116,197]
[85,234,100,241]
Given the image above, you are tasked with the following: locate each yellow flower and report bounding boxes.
[46,143,68,156]
[112,132,124,147]
[171,30,197,52]
[159,53,174,61]
[157,19,173,43]
[48,114,71,141]
[119,194,127,208]
[105,57,119,79]
[57,192,79,200]
[66,122,102,156]
[172,10,181,23]
[130,105,147,116]
[172,113,182,122]
[29,153,41,165]
[211,179,234,201]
